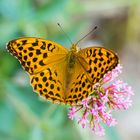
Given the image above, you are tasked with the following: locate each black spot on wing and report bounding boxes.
[39,60,45,66]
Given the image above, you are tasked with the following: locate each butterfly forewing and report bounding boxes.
[77,47,119,84]
[7,37,68,74]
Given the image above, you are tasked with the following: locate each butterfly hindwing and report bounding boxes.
[66,59,93,105]
[30,58,67,104]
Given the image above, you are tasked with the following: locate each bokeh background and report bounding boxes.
[0,0,140,140]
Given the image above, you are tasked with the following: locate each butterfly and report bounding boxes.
[7,37,119,105]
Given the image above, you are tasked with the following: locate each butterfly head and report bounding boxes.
[70,44,79,53]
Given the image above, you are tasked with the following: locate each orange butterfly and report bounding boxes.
[7,29,119,105]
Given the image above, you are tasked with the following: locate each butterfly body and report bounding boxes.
[66,47,77,68]
[7,37,119,105]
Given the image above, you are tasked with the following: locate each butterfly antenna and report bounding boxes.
[57,23,73,45]
[75,26,98,46]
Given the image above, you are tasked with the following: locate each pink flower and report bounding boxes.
[81,97,91,108]
[102,64,122,83]
[68,64,134,136]
[93,124,105,136]
[104,80,134,110]
[90,104,99,116]
[68,106,77,120]
[78,112,89,128]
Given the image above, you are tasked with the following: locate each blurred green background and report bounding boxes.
[0,0,140,140]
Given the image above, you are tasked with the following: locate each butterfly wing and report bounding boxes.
[65,58,93,105]
[7,37,68,103]
[7,37,68,74]
[77,47,119,83]
[66,46,119,105]
[30,58,67,104]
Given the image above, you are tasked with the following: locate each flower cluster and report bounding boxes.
[68,64,134,136]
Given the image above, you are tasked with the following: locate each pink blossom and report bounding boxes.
[100,91,109,104]
[104,79,133,110]
[81,97,91,108]
[111,64,122,79]
[78,112,89,128]
[102,64,122,83]
[68,106,77,120]
[93,124,105,136]
[68,64,134,136]
[90,104,99,116]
